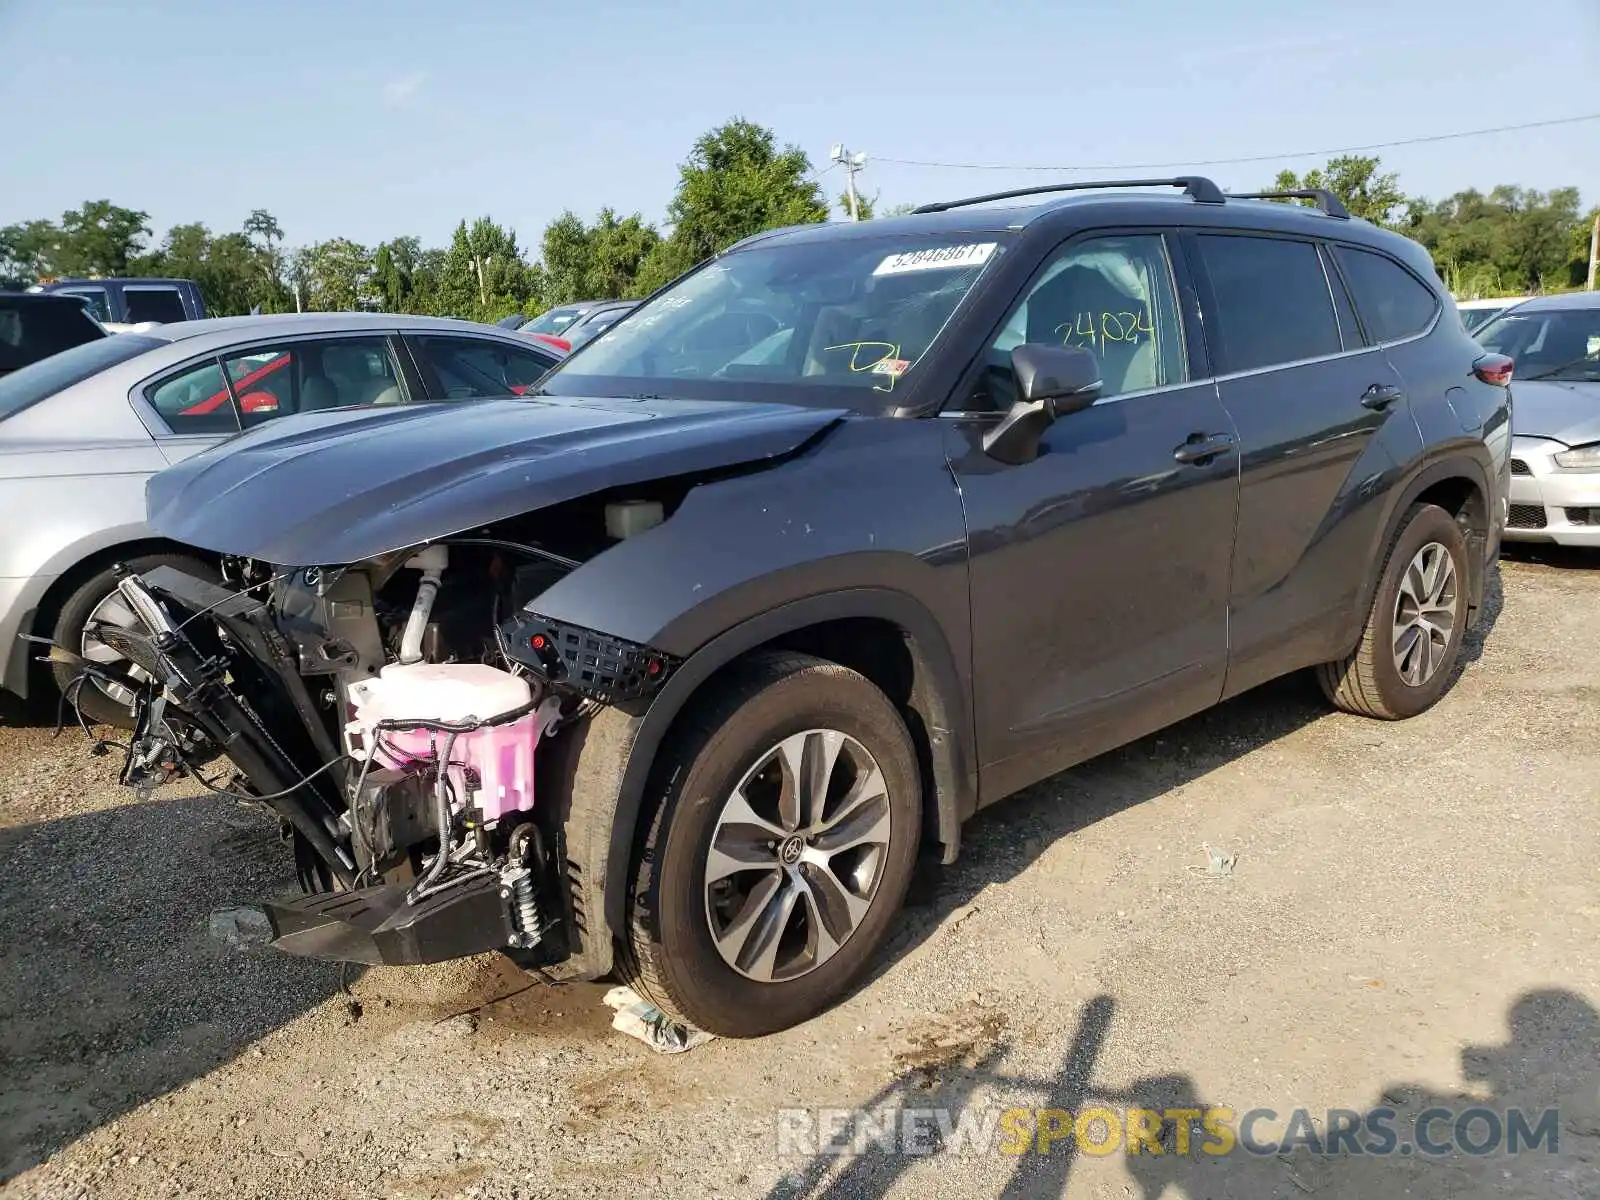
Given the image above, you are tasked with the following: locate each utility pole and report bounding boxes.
[1588,210,1598,291]
[830,144,868,221]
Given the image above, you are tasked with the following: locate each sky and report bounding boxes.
[3,0,1597,255]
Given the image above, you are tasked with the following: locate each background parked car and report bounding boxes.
[560,301,636,350]
[519,299,621,337]
[30,277,206,329]
[0,292,106,377]
[1480,292,1600,547]
[1457,295,1530,334]
[0,312,564,726]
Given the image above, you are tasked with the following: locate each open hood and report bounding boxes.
[146,395,844,565]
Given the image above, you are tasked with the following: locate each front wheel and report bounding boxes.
[1317,503,1471,720]
[619,652,922,1037]
[49,553,220,729]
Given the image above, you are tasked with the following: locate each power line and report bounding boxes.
[871,113,1600,173]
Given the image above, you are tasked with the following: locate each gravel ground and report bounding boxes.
[2,549,1597,1199]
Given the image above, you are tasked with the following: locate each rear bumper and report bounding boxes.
[1506,437,1600,546]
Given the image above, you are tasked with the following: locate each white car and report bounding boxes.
[1477,293,1600,547]
[1456,295,1530,334]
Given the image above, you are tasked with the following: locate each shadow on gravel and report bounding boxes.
[1501,543,1600,572]
[860,561,1505,1003]
[768,989,1600,1199]
[0,789,347,1180]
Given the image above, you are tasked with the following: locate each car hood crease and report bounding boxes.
[145,396,845,564]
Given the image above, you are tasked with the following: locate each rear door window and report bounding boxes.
[124,286,189,324]
[407,335,560,399]
[147,336,404,433]
[1195,235,1342,372]
[1332,246,1440,343]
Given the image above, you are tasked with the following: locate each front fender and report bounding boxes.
[528,417,975,975]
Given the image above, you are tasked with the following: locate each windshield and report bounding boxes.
[522,306,586,336]
[539,233,1009,405]
[0,333,163,422]
[1477,307,1600,382]
[1459,305,1505,333]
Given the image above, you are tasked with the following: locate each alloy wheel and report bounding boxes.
[1391,541,1458,687]
[79,590,151,710]
[704,728,892,982]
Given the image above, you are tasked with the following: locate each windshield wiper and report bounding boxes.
[1526,354,1600,381]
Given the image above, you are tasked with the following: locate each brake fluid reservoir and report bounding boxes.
[605,499,664,539]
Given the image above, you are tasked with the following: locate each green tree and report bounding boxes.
[837,190,877,220]
[0,219,60,287]
[1405,186,1586,294]
[54,200,152,275]
[435,218,537,320]
[657,118,828,268]
[1272,155,1407,226]
[291,238,374,311]
[373,237,418,311]
[242,209,290,311]
[586,209,661,299]
[539,211,593,306]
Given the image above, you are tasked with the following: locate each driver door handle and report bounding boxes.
[1361,383,1405,411]
[1172,432,1235,465]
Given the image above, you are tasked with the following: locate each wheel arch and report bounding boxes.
[6,535,219,698]
[552,588,977,980]
[1345,453,1493,651]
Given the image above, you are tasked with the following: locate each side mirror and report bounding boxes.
[981,344,1103,465]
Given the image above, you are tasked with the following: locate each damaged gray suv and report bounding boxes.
[74,178,1511,1036]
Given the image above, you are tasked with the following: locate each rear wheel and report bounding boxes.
[618,652,922,1037]
[49,553,220,729]
[1317,503,1470,720]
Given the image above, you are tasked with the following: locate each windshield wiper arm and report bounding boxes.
[1526,354,1600,381]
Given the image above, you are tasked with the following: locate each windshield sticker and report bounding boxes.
[872,357,911,378]
[873,243,997,277]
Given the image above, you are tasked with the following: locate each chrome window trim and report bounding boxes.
[940,308,1443,420]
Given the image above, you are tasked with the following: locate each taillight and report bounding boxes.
[529,333,570,352]
[1473,353,1514,387]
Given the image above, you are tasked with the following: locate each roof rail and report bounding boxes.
[912,176,1226,214]
[1227,188,1351,219]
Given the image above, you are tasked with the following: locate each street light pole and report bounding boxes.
[1588,209,1598,291]
[830,144,868,221]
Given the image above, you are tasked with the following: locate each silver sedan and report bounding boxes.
[0,312,563,726]
[1477,293,1600,548]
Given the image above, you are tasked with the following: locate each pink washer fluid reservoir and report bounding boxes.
[344,663,544,823]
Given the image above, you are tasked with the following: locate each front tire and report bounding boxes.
[619,652,922,1037]
[49,553,220,729]
[1317,503,1470,720]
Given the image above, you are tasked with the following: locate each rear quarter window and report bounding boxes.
[1333,246,1440,343]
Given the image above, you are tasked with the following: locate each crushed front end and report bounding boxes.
[91,534,675,972]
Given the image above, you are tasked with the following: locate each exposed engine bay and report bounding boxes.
[69,496,681,971]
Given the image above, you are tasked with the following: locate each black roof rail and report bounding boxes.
[912,176,1226,214]
[1227,188,1351,219]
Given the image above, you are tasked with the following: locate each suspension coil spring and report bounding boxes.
[502,866,542,948]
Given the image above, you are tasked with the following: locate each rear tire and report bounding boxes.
[618,652,921,1037]
[1317,503,1470,720]
[49,553,220,730]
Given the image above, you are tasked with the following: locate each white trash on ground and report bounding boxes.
[602,985,715,1054]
